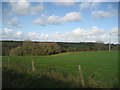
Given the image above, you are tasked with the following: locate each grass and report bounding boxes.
[2,50,118,88]
[3,67,70,88]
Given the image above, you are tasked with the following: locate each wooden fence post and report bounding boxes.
[78,64,84,87]
[32,59,35,72]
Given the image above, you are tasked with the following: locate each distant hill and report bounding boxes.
[1,40,119,56]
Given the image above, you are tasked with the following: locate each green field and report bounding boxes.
[2,51,118,88]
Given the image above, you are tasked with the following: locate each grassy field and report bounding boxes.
[2,50,118,88]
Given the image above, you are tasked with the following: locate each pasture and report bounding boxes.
[2,50,118,88]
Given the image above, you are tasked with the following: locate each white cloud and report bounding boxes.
[53,0,75,6]
[30,4,44,15]
[1,27,118,44]
[27,32,49,41]
[6,17,22,28]
[48,15,62,24]
[92,10,118,19]
[62,12,83,22]
[49,26,118,43]
[0,28,49,41]
[27,32,38,40]
[110,28,118,36]
[71,26,104,36]
[28,32,36,36]
[9,0,45,16]
[40,34,49,40]
[84,0,107,2]
[10,0,30,15]
[53,2,74,6]
[79,2,90,10]
[79,2,100,10]
[33,12,83,26]
[49,26,107,43]
[32,18,47,26]
[17,31,23,36]
[109,28,119,44]
[1,28,25,40]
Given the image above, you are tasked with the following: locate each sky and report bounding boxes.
[0,1,119,43]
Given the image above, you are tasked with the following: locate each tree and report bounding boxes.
[9,46,23,56]
[22,40,33,56]
[95,41,104,51]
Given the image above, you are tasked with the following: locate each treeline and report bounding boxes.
[2,41,23,56]
[2,41,63,56]
[1,40,119,56]
[58,42,118,51]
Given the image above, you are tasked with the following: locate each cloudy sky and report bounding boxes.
[1,1,119,43]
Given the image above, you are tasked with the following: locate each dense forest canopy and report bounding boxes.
[1,40,119,56]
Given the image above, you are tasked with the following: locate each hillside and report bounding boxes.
[1,40,119,56]
[2,51,118,88]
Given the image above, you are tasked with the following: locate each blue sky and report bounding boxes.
[1,1,118,43]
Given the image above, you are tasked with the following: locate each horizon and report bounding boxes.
[1,40,119,45]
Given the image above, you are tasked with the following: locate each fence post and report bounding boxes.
[32,59,35,72]
[78,64,84,87]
